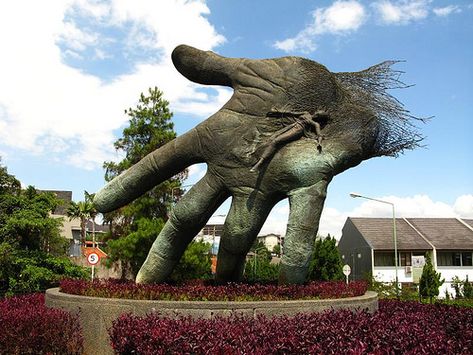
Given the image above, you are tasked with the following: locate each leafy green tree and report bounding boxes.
[102,87,186,278]
[272,244,281,257]
[0,185,65,254]
[170,240,212,283]
[307,235,343,281]
[244,243,279,283]
[419,253,444,303]
[0,160,88,295]
[67,192,96,246]
[106,218,165,278]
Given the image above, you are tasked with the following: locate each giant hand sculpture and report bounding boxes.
[94,45,422,284]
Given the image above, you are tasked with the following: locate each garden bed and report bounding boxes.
[0,294,83,354]
[109,299,473,354]
[47,280,377,355]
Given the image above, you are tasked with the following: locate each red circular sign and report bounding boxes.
[87,252,100,265]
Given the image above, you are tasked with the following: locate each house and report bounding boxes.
[338,217,473,297]
[41,190,109,257]
[257,233,283,254]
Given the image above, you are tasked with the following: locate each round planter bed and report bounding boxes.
[46,287,378,355]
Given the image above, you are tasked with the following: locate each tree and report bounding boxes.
[106,218,164,278]
[66,193,96,246]
[244,243,279,283]
[170,240,212,283]
[0,160,88,295]
[0,185,65,254]
[419,253,444,303]
[307,235,343,281]
[102,87,186,278]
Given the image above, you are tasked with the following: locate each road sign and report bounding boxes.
[342,264,351,276]
[87,252,100,265]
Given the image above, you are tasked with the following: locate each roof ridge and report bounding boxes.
[403,218,436,250]
[457,218,473,233]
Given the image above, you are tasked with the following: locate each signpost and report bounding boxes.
[343,264,351,285]
[87,252,100,280]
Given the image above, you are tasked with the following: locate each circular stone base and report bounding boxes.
[46,288,378,355]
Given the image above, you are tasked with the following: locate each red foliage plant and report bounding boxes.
[109,300,473,354]
[0,293,83,355]
[59,278,367,301]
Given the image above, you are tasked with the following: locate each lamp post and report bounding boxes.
[350,192,399,298]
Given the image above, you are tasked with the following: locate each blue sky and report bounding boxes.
[0,0,472,238]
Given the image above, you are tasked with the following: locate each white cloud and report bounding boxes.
[274,0,366,53]
[0,0,226,169]
[453,195,473,218]
[258,194,473,240]
[373,0,430,24]
[433,5,461,17]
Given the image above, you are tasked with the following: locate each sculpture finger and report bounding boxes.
[172,44,241,87]
[136,173,229,284]
[279,180,330,284]
[94,130,203,213]
[215,190,277,282]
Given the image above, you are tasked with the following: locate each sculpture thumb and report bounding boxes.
[171,44,238,87]
[94,131,202,213]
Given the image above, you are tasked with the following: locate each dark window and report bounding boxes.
[400,252,412,266]
[438,252,472,266]
[374,252,395,266]
[462,252,472,267]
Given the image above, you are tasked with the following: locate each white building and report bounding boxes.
[338,217,473,297]
[257,233,282,253]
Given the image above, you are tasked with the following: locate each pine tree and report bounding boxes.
[103,87,186,278]
[419,253,444,303]
[308,235,343,281]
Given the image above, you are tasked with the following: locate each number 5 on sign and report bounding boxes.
[87,253,100,280]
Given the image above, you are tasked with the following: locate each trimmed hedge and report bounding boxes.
[109,300,473,354]
[0,294,83,354]
[60,278,367,301]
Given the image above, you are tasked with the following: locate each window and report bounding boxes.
[462,252,473,266]
[374,252,395,266]
[437,252,473,267]
[400,252,412,266]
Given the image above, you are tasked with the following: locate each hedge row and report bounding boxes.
[109,300,473,354]
[0,294,83,355]
[60,278,367,301]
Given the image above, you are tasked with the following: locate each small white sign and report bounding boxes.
[342,264,351,276]
[87,252,100,265]
[412,255,425,268]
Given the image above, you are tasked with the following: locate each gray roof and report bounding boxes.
[406,218,473,250]
[462,219,473,230]
[349,218,432,250]
[347,217,473,251]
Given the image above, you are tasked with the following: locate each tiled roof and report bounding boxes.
[350,218,432,250]
[406,218,473,250]
[462,219,473,230]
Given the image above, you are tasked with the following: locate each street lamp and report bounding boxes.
[350,192,399,298]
